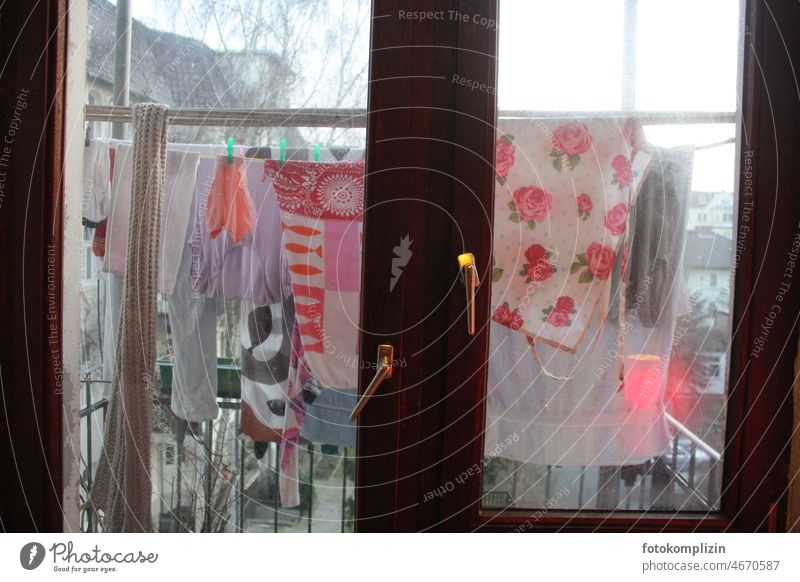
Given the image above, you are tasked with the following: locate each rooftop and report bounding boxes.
[86,0,284,108]
[683,230,733,270]
[690,191,734,209]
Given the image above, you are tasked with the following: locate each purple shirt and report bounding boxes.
[190,156,292,305]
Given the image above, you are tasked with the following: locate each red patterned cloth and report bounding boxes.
[263,159,364,390]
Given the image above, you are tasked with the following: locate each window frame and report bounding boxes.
[1,0,797,533]
[448,0,796,532]
[359,0,799,532]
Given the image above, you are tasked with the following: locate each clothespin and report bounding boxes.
[314,144,321,162]
[227,137,234,164]
[279,138,287,166]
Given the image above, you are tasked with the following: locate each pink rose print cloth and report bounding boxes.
[492,117,651,352]
[263,159,364,390]
[495,134,516,184]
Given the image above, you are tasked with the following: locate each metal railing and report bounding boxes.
[79,365,107,533]
[85,104,737,128]
[81,367,722,531]
[483,413,722,513]
[664,412,722,511]
[78,368,355,533]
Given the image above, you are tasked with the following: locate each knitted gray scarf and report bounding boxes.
[90,103,169,532]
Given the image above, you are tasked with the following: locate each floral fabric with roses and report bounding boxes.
[492,117,651,352]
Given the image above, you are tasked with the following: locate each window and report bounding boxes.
[482,0,739,512]
[79,0,369,533]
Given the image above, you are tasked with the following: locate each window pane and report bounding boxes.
[484,0,740,513]
[635,0,740,112]
[80,0,367,532]
[498,0,623,111]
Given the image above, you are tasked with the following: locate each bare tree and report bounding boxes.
[155,0,370,147]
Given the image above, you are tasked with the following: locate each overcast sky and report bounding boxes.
[123,0,741,191]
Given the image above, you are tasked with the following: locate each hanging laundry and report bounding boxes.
[167,235,220,423]
[491,118,651,353]
[484,262,686,466]
[263,159,365,390]
[254,148,365,508]
[91,219,107,257]
[99,143,133,399]
[623,147,695,327]
[91,103,169,532]
[91,145,117,258]
[240,297,296,438]
[205,156,256,243]
[166,149,353,435]
[276,317,358,508]
[98,146,201,401]
[300,379,357,448]
[102,143,134,276]
[240,403,282,453]
[96,142,233,403]
[485,143,693,467]
[158,151,200,295]
[280,321,313,508]
[100,272,123,399]
[82,138,111,224]
[101,145,200,295]
[191,157,292,306]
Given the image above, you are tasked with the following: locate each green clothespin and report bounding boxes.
[314,144,321,162]
[279,138,287,166]
[227,137,234,164]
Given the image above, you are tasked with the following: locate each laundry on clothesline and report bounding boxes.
[90,103,170,533]
[240,297,296,434]
[491,117,652,353]
[205,156,256,243]
[82,139,368,511]
[485,132,695,467]
[191,156,292,306]
[264,158,365,391]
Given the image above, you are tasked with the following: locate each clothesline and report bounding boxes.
[85,105,737,128]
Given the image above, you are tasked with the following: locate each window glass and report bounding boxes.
[80,0,368,532]
[483,0,740,512]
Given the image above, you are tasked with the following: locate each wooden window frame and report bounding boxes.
[358,0,800,532]
[1,0,797,533]
[0,0,69,532]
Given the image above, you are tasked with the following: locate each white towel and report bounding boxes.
[159,151,199,295]
[102,143,134,276]
[82,139,111,223]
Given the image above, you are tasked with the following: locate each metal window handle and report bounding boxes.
[349,344,394,421]
[458,253,480,335]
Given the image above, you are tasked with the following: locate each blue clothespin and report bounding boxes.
[314,144,321,162]
[279,138,287,166]
[227,137,234,164]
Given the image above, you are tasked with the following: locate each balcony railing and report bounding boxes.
[481,413,722,513]
[79,366,355,533]
[80,367,722,532]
